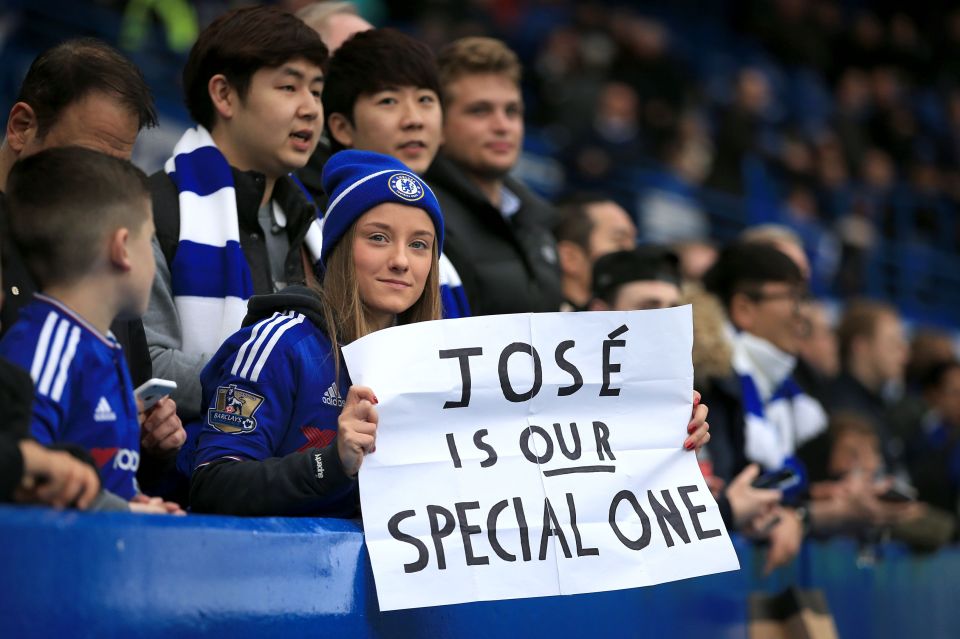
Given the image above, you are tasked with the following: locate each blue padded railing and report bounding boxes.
[0,505,957,638]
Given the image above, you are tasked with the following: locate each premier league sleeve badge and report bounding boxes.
[208,384,266,434]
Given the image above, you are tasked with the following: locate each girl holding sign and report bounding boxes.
[188,150,711,516]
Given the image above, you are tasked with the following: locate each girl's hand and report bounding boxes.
[337,386,379,477]
[684,390,710,452]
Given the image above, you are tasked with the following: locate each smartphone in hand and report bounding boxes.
[134,378,177,411]
[751,468,800,491]
[877,483,917,503]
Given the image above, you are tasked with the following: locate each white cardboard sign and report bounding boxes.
[341,307,739,611]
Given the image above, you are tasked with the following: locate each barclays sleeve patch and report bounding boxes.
[208,384,265,434]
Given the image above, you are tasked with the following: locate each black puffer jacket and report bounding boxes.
[425,154,562,316]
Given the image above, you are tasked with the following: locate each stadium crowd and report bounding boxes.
[0,0,958,589]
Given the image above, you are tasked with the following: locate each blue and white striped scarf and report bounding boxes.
[437,254,470,319]
[732,331,827,472]
[164,126,324,357]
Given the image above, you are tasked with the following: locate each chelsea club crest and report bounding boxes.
[388,172,424,201]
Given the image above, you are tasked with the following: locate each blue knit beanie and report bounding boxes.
[319,150,444,267]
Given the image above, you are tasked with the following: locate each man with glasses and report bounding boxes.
[700,242,826,572]
[702,241,823,481]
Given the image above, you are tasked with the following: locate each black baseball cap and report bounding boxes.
[592,246,681,302]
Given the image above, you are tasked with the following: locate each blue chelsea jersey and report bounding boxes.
[194,311,351,477]
[0,295,141,500]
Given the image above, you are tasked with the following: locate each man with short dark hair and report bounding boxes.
[322,28,442,175]
[145,6,328,422]
[0,38,157,346]
[425,37,562,315]
[554,194,636,311]
[299,27,442,194]
[298,27,469,317]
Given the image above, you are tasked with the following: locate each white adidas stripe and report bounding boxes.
[50,326,81,402]
[234,313,302,380]
[29,311,59,383]
[238,312,296,379]
[231,312,283,377]
[38,318,69,396]
[249,313,305,382]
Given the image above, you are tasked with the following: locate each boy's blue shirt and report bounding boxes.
[0,295,140,499]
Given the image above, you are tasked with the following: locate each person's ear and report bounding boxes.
[326,112,356,148]
[208,74,237,122]
[729,291,756,331]
[849,334,870,365]
[556,240,587,277]
[108,228,133,272]
[5,103,39,154]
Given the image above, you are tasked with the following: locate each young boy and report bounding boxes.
[145,5,329,422]
[0,147,175,511]
[300,27,469,318]
[1,228,101,509]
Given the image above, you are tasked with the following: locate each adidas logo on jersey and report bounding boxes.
[322,382,345,407]
[93,396,117,422]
